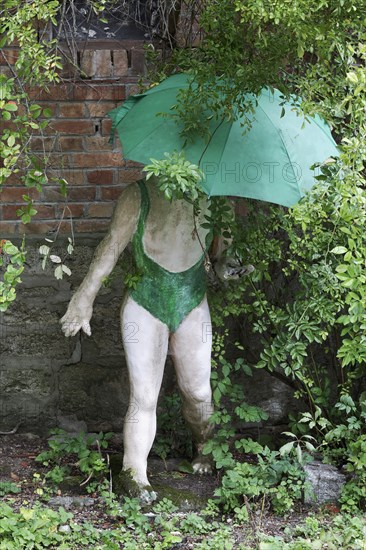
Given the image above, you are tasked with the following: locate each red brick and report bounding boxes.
[60,203,85,217]
[27,84,73,101]
[38,102,59,117]
[3,171,24,185]
[2,204,55,220]
[47,120,94,135]
[53,220,76,234]
[50,169,85,186]
[0,66,12,78]
[59,103,86,118]
[0,188,39,202]
[71,152,122,168]
[34,205,56,219]
[83,136,112,151]
[87,102,117,117]
[88,202,115,218]
[19,221,59,235]
[101,118,113,136]
[126,84,140,98]
[86,170,114,185]
[0,49,20,65]
[100,186,126,200]
[73,83,125,101]
[0,221,19,235]
[75,219,110,233]
[67,187,96,201]
[1,120,16,132]
[30,136,58,152]
[59,54,79,79]
[40,153,70,169]
[125,159,144,169]
[116,169,143,184]
[42,185,95,202]
[42,187,65,202]
[2,204,25,220]
[59,137,84,151]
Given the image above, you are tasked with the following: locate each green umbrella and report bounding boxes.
[109,73,338,207]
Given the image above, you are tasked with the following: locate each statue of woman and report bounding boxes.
[60,177,251,503]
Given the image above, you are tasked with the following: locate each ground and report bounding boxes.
[0,432,336,549]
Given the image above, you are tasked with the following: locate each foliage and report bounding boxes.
[205,168,366,511]
[259,513,366,550]
[0,503,73,549]
[203,345,268,471]
[38,236,74,281]
[214,444,307,516]
[144,14,366,520]
[0,481,21,497]
[1,490,364,549]
[35,429,112,493]
[0,0,73,308]
[152,392,193,461]
[0,239,26,311]
[143,151,204,202]
[279,432,317,465]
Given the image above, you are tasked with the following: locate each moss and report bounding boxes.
[114,469,144,497]
[152,482,208,511]
[58,475,87,494]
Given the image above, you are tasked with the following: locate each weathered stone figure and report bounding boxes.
[60,177,249,502]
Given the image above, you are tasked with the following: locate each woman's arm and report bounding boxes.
[60,183,140,337]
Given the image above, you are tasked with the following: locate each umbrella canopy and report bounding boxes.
[109,73,338,207]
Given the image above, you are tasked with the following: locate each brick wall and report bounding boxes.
[0,41,146,238]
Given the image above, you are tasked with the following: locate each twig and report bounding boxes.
[79,472,93,487]
[0,422,21,435]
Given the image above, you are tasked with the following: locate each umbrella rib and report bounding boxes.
[118,115,177,160]
[198,118,225,167]
[202,118,234,196]
[304,113,337,144]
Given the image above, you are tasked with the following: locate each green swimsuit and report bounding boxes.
[129,181,207,333]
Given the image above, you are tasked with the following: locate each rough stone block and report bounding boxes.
[304,460,346,504]
[113,50,128,77]
[80,50,112,79]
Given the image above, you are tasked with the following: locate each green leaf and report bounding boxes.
[4,102,17,111]
[62,264,71,276]
[279,441,294,455]
[54,265,63,280]
[7,135,15,147]
[346,72,358,84]
[331,246,347,254]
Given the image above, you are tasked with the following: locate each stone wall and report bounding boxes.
[0,240,129,434]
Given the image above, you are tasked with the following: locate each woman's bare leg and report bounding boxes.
[170,296,213,472]
[121,296,169,488]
